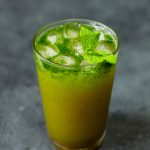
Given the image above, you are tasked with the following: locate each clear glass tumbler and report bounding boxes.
[32,19,119,150]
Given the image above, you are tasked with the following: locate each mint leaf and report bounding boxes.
[83,53,104,64]
[83,51,117,64]
[105,55,117,64]
[96,50,111,56]
[80,26,100,52]
[79,26,117,65]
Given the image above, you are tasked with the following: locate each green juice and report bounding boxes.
[33,19,119,149]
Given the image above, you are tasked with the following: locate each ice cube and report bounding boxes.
[80,60,88,66]
[99,32,105,40]
[66,29,78,38]
[63,28,79,39]
[40,46,58,58]
[47,35,57,44]
[53,55,75,65]
[47,32,63,44]
[95,42,112,53]
[72,42,83,55]
[63,22,79,39]
[97,33,117,53]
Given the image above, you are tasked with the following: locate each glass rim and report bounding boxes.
[32,18,119,69]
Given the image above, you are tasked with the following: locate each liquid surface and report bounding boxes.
[35,21,117,68]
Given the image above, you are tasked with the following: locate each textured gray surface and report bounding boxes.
[0,0,150,149]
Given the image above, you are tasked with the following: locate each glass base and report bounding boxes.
[52,131,106,150]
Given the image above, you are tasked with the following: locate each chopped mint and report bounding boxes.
[56,38,75,56]
[80,26,100,52]
[59,60,66,64]
[37,34,51,45]
[75,55,84,65]
[54,58,66,65]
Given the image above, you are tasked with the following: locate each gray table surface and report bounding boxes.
[0,0,150,149]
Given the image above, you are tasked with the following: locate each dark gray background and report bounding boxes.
[0,0,150,149]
